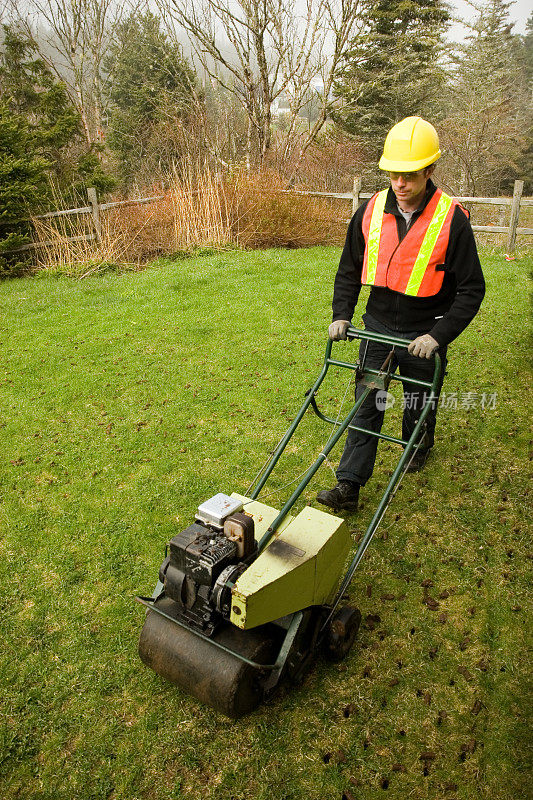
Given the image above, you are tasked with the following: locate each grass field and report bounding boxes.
[0,247,530,800]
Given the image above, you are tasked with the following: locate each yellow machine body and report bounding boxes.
[229,494,352,630]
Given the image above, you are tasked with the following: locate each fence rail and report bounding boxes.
[1,179,531,257]
[1,191,167,255]
[290,179,533,254]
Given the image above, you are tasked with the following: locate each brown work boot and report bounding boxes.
[316,481,359,512]
[406,448,431,473]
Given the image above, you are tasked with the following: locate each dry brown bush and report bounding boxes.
[32,169,348,272]
[224,170,346,248]
[268,128,367,194]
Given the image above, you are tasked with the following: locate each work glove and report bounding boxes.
[328,320,351,341]
[408,334,439,359]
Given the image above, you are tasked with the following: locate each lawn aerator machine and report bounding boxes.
[136,327,442,718]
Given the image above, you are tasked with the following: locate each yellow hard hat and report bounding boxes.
[379,116,441,172]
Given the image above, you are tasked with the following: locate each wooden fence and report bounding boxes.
[290,178,533,255]
[2,179,532,257]
[1,190,165,255]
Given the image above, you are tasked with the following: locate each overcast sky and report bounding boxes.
[450,0,530,39]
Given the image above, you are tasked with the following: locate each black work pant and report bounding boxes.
[336,314,447,486]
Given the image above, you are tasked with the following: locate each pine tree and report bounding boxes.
[521,11,533,82]
[0,108,50,271]
[517,12,533,192]
[0,25,114,271]
[333,0,449,170]
[440,0,530,194]
[106,12,200,187]
[0,27,73,270]
[0,25,115,199]
[1,26,80,156]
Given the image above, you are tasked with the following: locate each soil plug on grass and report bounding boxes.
[459,739,477,761]
[365,614,381,630]
[471,699,484,715]
[457,665,473,682]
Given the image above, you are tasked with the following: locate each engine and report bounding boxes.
[158,494,256,635]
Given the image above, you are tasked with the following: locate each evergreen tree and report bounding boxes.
[0,25,80,161]
[0,27,71,270]
[0,26,113,200]
[106,12,200,187]
[522,11,533,82]
[517,12,533,192]
[333,0,449,170]
[0,108,50,271]
[440,0,530,194]
[0,25,114,271]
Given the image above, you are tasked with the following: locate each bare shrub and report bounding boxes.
[223,170,346,248]
[268,128,367,194]
[31,168,347,274]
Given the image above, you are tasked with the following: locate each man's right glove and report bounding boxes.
[328,320,351,341]
[408,334,439,359]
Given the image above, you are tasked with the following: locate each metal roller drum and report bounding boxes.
[138,598,280,718]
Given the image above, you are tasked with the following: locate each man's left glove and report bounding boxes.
[408,334,439,359]
[328,320,351,341]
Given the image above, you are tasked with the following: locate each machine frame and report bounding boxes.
[136,326,442,706]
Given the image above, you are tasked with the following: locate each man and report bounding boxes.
[316,116,485,512]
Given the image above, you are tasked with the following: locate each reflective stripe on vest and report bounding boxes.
[361,188,460,297]
[404,192,454,295]
[365,190,388,285]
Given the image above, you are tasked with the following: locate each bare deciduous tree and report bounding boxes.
[157,0,363,176]
[281,0,364,185]
[8,0,136,146]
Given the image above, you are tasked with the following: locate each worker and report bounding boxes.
[317,116,485,512]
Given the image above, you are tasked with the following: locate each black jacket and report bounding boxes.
[332,180,485,346]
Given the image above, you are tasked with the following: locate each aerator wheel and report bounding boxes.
[138,598,281,719]
[323,605,362,662]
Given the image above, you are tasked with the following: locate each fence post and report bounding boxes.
[506,179,523,255]
[87,187,102,242]
[352,176,361,215]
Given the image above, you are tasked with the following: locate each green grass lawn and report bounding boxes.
[0,247,530,800]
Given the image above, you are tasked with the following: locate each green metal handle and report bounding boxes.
[251,329,441,556]
[343,326,442,389]
[345,325,412,348]
[321,340,442,632]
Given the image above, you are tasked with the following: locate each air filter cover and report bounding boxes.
[196,493,243,528]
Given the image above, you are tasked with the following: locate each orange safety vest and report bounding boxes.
[361,188,466,297]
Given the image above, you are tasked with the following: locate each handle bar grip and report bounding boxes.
[345,325,412,349]
[343,326,442,377]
